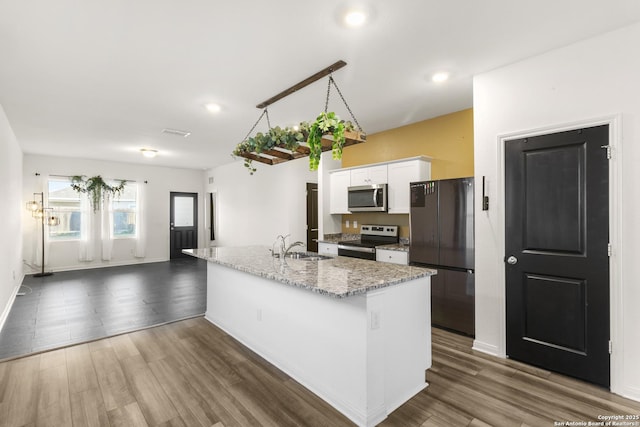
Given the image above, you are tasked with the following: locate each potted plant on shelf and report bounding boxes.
[70,175,127,212]
[232,112,356,174]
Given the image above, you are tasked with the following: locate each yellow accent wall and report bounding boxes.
[340,108,474,237]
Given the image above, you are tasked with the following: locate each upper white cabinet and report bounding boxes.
[350,165,388,186]
[327,156,431,215]
[387,159,431,214]
[329,170,351,214]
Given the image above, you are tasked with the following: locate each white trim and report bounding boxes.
[472,339,502,357]
[23,257,169,274]
[0,277,24,332]
[495,114,622,391]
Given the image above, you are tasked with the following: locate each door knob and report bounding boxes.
[507,256,518,265]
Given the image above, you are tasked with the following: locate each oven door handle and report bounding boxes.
[338,244,376,254]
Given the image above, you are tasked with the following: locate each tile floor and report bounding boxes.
[0,257,206,360]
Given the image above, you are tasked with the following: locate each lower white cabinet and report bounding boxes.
[376,249,408,265]
[318,242,338,256]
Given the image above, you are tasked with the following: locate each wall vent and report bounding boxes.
[162,128,191,138]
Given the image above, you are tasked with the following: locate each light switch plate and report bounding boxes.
[353,220,358,229]
[345,220,350,228]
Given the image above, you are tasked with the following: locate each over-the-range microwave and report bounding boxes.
[347,184,388,212]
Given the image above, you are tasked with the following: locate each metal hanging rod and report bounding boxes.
[255,60,347,109]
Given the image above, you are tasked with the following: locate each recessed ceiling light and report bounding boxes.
[344,10,366,27]
[432,72,450,83]
[206,103,222,114]
[140,149,158,158]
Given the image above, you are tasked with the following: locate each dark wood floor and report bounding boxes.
[0,317,638,427]
[0,258,206,360]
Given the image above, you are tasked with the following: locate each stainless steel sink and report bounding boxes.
[285,252,332,261]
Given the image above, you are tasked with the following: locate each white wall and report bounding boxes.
[23,154,205,272]
[473,22,640,400]
[207,155,318,248]
[0,105,24,329]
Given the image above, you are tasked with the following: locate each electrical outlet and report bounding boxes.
[370,310,381,330]
[353,220,358,229]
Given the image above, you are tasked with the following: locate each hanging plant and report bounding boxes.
[70,175,127,213]
[307,112,346,171]
[232,125,307,174]
[232,113,354,174]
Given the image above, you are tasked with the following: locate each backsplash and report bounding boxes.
[341,213,410,238]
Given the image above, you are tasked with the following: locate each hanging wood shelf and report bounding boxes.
[233,60,367,173]
[236,130,366,166]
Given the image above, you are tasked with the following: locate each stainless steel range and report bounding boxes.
[337,225,399,260]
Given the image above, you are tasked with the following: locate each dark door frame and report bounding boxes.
[488,116,621,389]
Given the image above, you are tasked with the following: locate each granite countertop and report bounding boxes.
[318,235,410,252]
[317,234,359,244]
[376,243,410,252]
[184,246,435,298]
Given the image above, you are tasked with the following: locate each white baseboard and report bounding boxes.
[616,384,640,403]
[24,257,169,274]
[472,339,504,358]
[0,278,23,332]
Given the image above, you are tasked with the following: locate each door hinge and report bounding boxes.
[609,340,613,354]
[601,145,612,159]
[608,243,612,257]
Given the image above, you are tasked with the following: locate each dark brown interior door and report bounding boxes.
[170,192,198,259]
[306,183,318,252]
[505,125,610,387]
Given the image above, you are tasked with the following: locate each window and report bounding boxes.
[48,178,82,240]
[112,183,137,238]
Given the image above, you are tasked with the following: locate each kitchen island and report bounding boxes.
[184,246,435,427]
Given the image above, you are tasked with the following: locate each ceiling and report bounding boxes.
[2,1,640,171]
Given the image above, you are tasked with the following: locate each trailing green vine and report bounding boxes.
[70,175,127,213]
[232,112,355,174]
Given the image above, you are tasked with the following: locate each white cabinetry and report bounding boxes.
[318,242,338,256]
[376,249,409,265]
[387,159,431,214]
[329,170,351,214]
[350,165,388,186]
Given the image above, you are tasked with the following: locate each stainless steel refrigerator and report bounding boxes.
[409,177,475,336]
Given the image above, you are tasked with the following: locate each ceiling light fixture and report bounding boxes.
[161,128,191,137]
[206,103,222,114]
[141,149,158,158]
[344,9,367,27]
[432,72,450,83]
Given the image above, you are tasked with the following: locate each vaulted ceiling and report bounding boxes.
[2,1,640,170]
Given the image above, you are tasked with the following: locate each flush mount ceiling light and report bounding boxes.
[432,72,450,83]
[161,128,191,138]
[205,103,222,114]
[140,148,158,158]
[344,9,367,27]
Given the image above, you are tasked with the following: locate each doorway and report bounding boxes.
[170,192,198,259]
[504,125,610,387]
[306,183,318,252]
